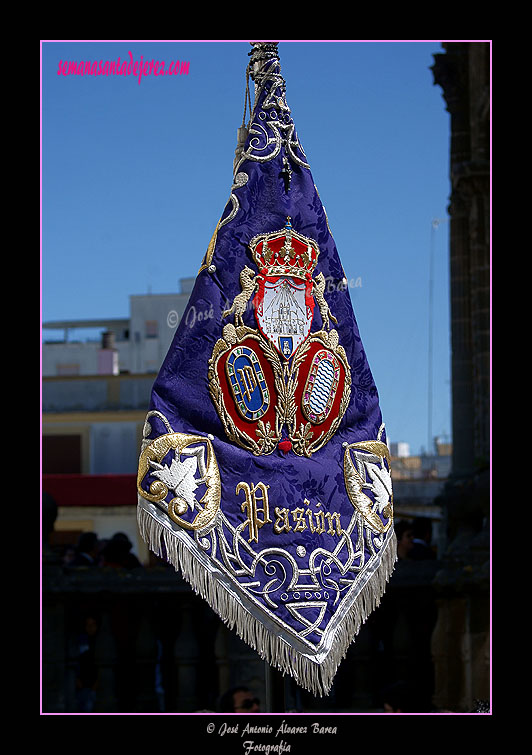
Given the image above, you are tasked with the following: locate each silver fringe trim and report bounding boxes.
[137,503,397,697]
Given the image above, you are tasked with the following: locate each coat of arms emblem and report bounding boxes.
[209,218,351,457]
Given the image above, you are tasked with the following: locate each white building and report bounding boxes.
[42,278,196,377]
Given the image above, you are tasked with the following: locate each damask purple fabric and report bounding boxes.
[137,43,395,696]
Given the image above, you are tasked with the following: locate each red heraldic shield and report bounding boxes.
[294,339,348,435]
[214,333,278,438]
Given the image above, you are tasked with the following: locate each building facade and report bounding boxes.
[42,279,196,560]
[43,278,196,377]
[431,41,490,712]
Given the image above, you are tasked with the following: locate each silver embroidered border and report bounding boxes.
[137,494,396,696]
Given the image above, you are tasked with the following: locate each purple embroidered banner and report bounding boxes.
[137,42,396,696]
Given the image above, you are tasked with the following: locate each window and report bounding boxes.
[57,363,80,376]
[42,435,82,473]
[145,320,158,338]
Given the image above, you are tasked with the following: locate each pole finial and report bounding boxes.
[248,42,280,81]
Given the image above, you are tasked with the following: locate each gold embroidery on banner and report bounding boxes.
[237,364,257,401]
[236,481,271,543]
[289,329,351,458]
[324,511,343,536]
[313,273,338,331]
[343,440,393,534]
[273,507,292,534]
[313,510,326,535]
[291,507,307,532]
[248,221,320,281]
[255,420,278,454]
[305,498,316,533]
[149,480,166,498]
[272,500,344,537]
[198,219,222,274]
[222,267,257,327]
[291,422,314,457]
[137,432,221,531]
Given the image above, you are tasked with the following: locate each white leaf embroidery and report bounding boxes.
[150,456,200,511]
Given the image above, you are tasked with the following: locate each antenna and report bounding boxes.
[428,218,447,456]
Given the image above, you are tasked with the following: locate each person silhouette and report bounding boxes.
[410,518,436,560]
[218,686,260,713]
[394,520,414,560]
[70,532,99,567]
[101,532,142,569]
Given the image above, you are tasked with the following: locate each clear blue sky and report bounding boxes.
[41,40,452,456]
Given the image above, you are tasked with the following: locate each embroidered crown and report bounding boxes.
[249,217,319,279]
